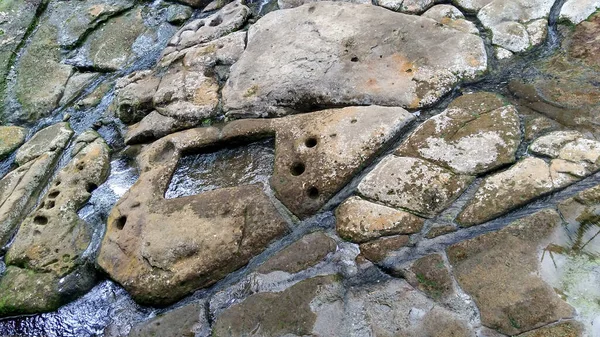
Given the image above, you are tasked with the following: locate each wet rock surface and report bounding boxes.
[2,0,600,336]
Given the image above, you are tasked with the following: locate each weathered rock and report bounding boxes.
[452,0,493,12]
[223,2,487,117]
[166,4,193,25]
[0,126,27,159]
[396,92,520,175]
[170,0,212,8]
[58,72,100,107]
[163,1,249,54]
[97,127,289,306]
[404,254,453,300]
[0,132,109,316]
[425,225,456,238]
[336,196,424,243]
[269,106,414,218]
[448,210,574,335]
[560,0,600,25]
[0,0,46,89]
[129,301,210,337]
[529,130,583,158]
[516,321,583,337]
[422,4,479,34]
[257,232,336,274]
[115,71,161,124]
[213,275,475,336]
[359,235,410,263]
[0,123,73,248]
[358,156,473,218]
[278,0,369,10]
[376,0,443,14]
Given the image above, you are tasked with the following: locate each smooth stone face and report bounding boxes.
[451,0,494,12]
[166,4,193,25]
[257,232,337,274]
[516,321,583,337]
[222,2,487,117]
[58,72,99,107]
[396,92,521,175]
[0,133,109,316]
[359,235,410,263]
[376,0,442,14]
[97,127,289,306]
[269,106,415,219]
[404,254,454,300]
[560,0,600,24]
[0,123,73,248]
[129,301,210,337]
[358,156,473,218]
[336,196,424,243]
[422,4,479,34]
[529,131,584,158]
[477,0,554,53]
[448,210,575,335]
[0,126,27,159]
[278,0,370,10]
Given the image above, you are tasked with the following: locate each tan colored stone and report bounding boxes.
[335,196,424,243]
[405,254,453,300]
[516,321,583,337]
[358,156,473,218]
[529,130,583,158]
[422,4,479,34]
[425,225,457,238]
[359,235,410,263]
[0,126,27,159]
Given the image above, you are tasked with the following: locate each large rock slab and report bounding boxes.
[375,0,443,14]
[0,126,27,159]
[0,123,73,248]
[358,156,473,218]
[336,196,424,243]
[128,301,210,337]
[222,2,487,118]
[0,132,110,316]
[448,210,575,335]
[560,0,600,25]
[97,127,289,306]
[396,92,521,175]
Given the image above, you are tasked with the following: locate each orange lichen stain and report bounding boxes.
[409,96,421,109]
[390,54,416,74]
[88,5,106,18]
[467,55,481,67]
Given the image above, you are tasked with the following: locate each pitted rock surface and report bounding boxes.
[222,2,487,117]
[0,132,109,316]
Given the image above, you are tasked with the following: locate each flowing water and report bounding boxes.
[1,0,599,335]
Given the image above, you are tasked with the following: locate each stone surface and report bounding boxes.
[59,72,99,107]
[166,4,193,25]
[477,0,554,53]
[422,4,479,34]
[0,123,73,248]
[358,156,473,218]
[560,0,600,25]
[222,2,487,117]
[0,132,109,316]
[529,130,583,158]
[335,196,424,243]
[376,0,443,14]
[448,210,575,335]
[404,254,453,300]
[359,235,410,263]
[0,126,26,159]
[396,92,520,175]
[425,225,457,238]
[278,0,370,9]
[516,321,583,337]
[451,0,494,12]
[257,232,336,274]
[269,106,415,218]
[97,127,289,306]
[129,301,210,337]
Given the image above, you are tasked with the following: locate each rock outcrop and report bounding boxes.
[222,2,487,117]
[0,126,27,159]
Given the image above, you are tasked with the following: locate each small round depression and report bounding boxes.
[290,162,306,176]
[305,137,318,148]
[34,216,48,225]
[115,216,127,230]
[307,186,319,199]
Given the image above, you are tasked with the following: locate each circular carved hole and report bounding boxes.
[305,137,318,148]
[115,216,127,230]
[350,118,357,124]
[48,191,60,199]
[307,187,319,199]
[76,163,85,171]
[46,200,55,209]
[34,216,48,225]
[86,182,98,193]
[55,180,61,186]
[351,56,359,62]
[290,162,306,176]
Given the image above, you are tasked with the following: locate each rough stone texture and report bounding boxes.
[404,254,453,300]
[257,232,336,274]
[396,92,520,175]
[0,0,45,90]
[222,2,487,118]
[422,4,479,34]
[425,225,456,238]
[448,210,575,335]
[359,235,410,263]
[451,0,494,12]
[375,0,444,14]
[529,130,583,158]
[269,106,415,218]
[0,123,73,248]
[129,301,210,337]
[278,0,370,9]
[358,156,473,218]
[477,0,554,53]
[97,127,289,306]
[166,4,193,25]
[516,321,583,337]
[335,196,424,243]
[212,275,475,336]
[0,126,27,159]
[59,72,100,107]
[0,132,109,316]
[560,0,600,25]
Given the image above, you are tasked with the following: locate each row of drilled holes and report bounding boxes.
[290,136,320,199]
